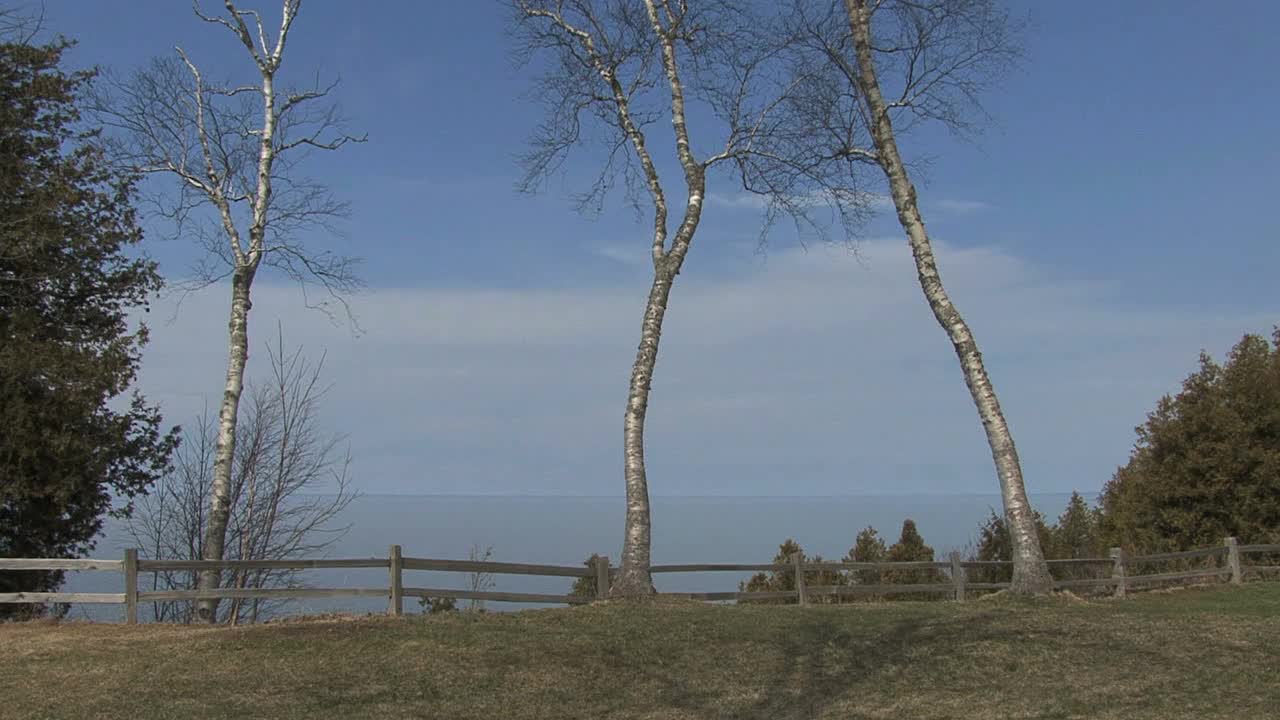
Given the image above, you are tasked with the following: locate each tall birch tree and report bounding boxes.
[96,0,362,621]
[778,0,1052,594]
[510,0,878,596]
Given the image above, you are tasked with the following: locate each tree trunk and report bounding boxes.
[196,266,255,622]
[844,0,1053,595]
[610,267,677,597]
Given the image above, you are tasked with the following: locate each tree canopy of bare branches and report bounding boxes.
[128,328,355,624]
[773,0,1051,594]
[94,0,364,621]
[510,0,885,596]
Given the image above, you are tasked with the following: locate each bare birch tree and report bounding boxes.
[510,0,879,596]
[775,0,1052,594]
[127,328,355,624]
[95,0,362,621]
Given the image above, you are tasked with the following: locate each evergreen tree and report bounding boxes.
[738,539,846,604]
[0,37,176,616]
[1051,492,1103,559]
[844,526,888,598]
[740,539,803,604]
[883,520,944,595]
[1100,330,1280,552]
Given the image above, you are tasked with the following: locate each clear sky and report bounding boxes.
[40,1,1280,498]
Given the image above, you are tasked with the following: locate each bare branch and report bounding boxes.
[508,0,890,596]
[92,5,361,295]
[176,46,250,265]
[93,0,362,622]
[0,5,46,44]
[126,328,357,624]
[193,1,264,68]
[513,0,673,265]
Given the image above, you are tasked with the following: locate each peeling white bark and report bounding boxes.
[196,268,255,621]
[515,2,713,597]
[613,273,672,596]
[610,1,708,597]
[195,0,298,623]
[844,0,1052,595]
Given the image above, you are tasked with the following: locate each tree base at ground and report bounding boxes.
[608,567,656,598]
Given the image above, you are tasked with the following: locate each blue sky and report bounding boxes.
[42,1,1280,497]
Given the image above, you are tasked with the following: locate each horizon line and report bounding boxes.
[299,490,1101,499]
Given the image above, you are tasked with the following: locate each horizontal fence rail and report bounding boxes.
[802,561,952,572]
[401,558,591,577]
[2,536,1276,623]
[1124,567,1229,585]
[650,563,786,573]
[138,558,390,571]
[138,588,391,602]
[0,559,125,571]
[1128,546,1228,563]
[0,592,127,604]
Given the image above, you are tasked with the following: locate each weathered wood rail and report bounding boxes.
[2,538,1276,623]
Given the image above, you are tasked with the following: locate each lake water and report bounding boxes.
[62,492,1082,621]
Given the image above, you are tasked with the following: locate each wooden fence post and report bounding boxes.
[388,544,403,616]
[1224,537,1242,585]
[594,555,610,600]
[791,552,808,606]
[1110,547,1127,598]
[124,548,138,625]
[950,551,965,602]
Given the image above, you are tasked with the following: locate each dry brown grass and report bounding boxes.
[1,583,1277,719]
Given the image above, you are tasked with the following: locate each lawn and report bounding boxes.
[2,584,1278,719]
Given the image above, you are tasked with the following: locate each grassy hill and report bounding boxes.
[2,584,1278,719]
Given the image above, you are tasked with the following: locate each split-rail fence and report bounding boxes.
[2,538,1277,624]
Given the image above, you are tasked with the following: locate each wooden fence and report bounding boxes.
[2,538,1277,624]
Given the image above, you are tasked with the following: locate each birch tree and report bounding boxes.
[778,0,1052,594]
[511,0,878,596]
[96,0,362,620]
[127,329,355,624]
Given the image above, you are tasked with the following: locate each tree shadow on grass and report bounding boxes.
[634,608,1074,720]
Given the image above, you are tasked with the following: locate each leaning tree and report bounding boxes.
[770,0,1052,594]
[510,0,880,596]
[96,0,362,621]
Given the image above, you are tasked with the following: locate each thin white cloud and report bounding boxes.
[133,240,1276,499]
[936,198,991,214]
[586,243,650,267]
[707,192,771,210]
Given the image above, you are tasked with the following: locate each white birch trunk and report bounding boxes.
[609,2,708,597]
[844,0,1053,595]
[514,3,711,595]
[192,1,298,621]
[612,270,674,596]
[196,267,255,621]
[612,187,705,597]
